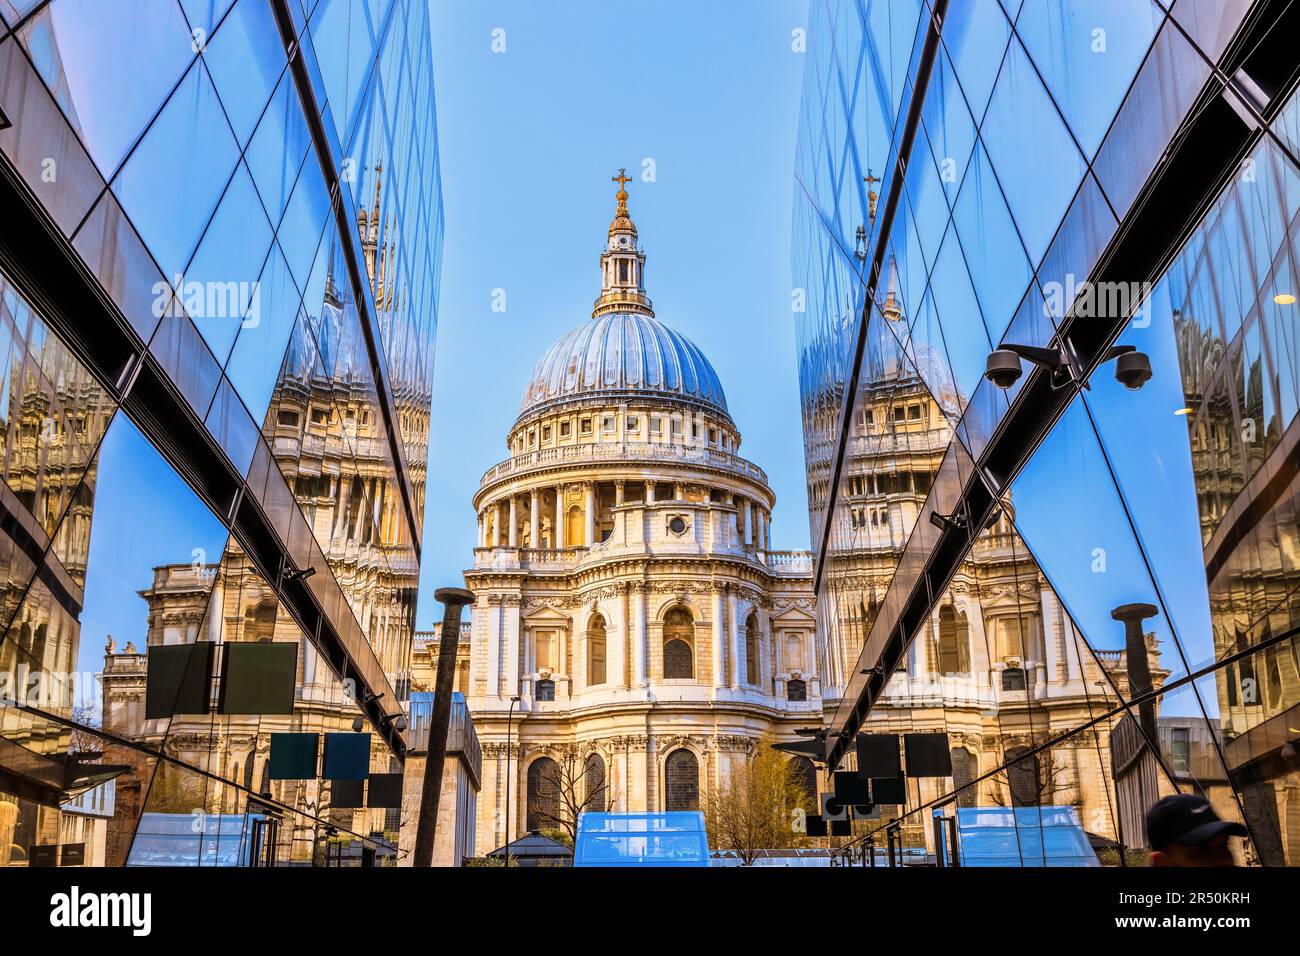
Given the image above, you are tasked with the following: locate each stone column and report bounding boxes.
[711,588,725,690]
[615,479,625,505]
[743,499,753,546]
[508,495,518,547]
[727,591,741,689]
[633,585,647,687]
[555,485,566,548]
[504,597,521,698]
[610,589,628,689]
[673,481,684,500]
[558,622,568,692]
[484,595,501,698]
[645,480,656,503]
[529,492,540,549]
[492,501,503,546]
[573,613,585,695]
[584,482,596,546]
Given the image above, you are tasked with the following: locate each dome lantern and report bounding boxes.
[595,167,652,318]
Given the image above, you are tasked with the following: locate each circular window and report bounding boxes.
[668,516,687,535]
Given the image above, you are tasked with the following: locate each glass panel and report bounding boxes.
[112,60,240,279]
[979,36,1087,266]
[1011,397,1195,699]
[951,141,1031,344]
[180,162,274,363]
[940,0,1011,122]
[201,0,285,148]
[1015,0,1162,160]
[14,0,193,177]
[225,244,303,427]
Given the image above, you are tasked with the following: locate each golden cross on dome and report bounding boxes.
[864,169,881,222]
[612,168,632,193]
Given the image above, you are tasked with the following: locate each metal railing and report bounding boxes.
[479,440,768,487]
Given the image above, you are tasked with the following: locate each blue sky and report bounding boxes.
[415,0,813,629]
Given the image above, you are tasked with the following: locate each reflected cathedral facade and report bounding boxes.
[0,0,441,867]
[793,0,1299,864]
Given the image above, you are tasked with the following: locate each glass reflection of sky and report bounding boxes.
[76,413,229,680]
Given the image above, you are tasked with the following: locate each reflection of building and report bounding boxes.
[820,312,1164,848]
[458,178,819,854]
[791,2,1293,865]
[0,270,116,867]
[0,0,441,867]
[1170,140,1300,865]
[101,555,396,865]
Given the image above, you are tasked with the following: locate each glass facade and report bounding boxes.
[793,0,1300,864]
[0,0,441,866]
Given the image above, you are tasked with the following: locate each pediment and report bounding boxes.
[521,604,571,624]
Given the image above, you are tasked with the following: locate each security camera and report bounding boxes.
[984,350,1023,389]
[1112,349,1152,390]
[351,716,365,733]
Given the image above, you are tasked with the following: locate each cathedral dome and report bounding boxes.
[519,311,728,416]
[518,171,728,420]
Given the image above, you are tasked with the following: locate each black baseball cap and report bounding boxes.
[1146,794,1247,850]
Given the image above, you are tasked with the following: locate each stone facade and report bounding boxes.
[455,178,819,854]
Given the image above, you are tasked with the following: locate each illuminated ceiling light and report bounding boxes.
[1274,293,1297,305]
[1175,407,1194,416]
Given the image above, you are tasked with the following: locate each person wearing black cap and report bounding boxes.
[1146,793,1248,866]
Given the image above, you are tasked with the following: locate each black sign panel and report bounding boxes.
[833,770,870,806]
[856,733,901,778]
[60,843,86,866]
[323,732,371,780]
[331,778,364,809]
[146,642,214,718]
[219,642,297,715]
[29,845,58,867]
[904,733,952,777]
[366,772,403,808]
[871,776,907,805]
[269,732,319,780]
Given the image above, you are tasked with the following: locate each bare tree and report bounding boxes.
[988,746,1072,808]
[532,746,611,845]
[69,701,103,754]
[704,737,811,864]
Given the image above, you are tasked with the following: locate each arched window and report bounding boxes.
[663,607,694,679]
[786,678,807,701]
[1005,746,1042,807]
[951,747,977,808]
[937,605,970,675]
[526,756,561,832]
[744,611,759,684]
[789,756,817,810]
[584,753,606,813]
[587,613,607,685]
[664,749,699,811]
[535,679,555,701]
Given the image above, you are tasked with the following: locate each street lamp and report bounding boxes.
[504,694,521,867]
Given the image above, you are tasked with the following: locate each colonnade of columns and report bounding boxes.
[475,480,774,550]
[478,584,774,702]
